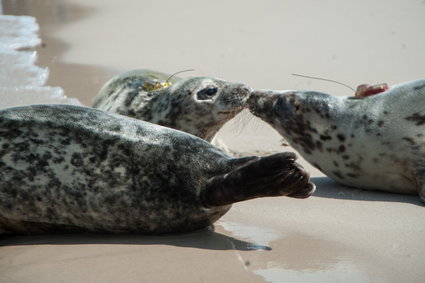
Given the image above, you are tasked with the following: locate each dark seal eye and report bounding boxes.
[197,87,218,100]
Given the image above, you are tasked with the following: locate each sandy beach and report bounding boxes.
[0,0,424,282]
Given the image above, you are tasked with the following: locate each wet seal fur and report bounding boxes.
[248,79,425,202]
[0,104,315,234]
[92,69,251,141]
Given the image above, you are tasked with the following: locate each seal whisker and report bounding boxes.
[292,73,355,92]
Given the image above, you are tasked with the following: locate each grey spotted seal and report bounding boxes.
[92,69,250,141]
[0,104,315,234]
[248,79,425,202]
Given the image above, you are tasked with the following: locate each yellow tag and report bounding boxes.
[142,81,171,91]
[140,69,194,91]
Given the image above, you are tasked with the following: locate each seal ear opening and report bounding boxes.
[201,152,315,207]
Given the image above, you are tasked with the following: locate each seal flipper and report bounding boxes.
[201,152,315,207]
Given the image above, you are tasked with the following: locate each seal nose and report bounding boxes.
[238,85,252,97]
[247,90,261,105]
[247,91,270,114]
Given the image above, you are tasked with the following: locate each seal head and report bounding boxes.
[93,69,251,141]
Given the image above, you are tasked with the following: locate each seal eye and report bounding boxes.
[197,87,218,100]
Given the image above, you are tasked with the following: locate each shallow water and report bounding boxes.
[0,12,79,108]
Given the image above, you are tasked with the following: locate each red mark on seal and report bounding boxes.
[355,83,389,98]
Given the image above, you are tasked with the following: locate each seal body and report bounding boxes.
[0,104,314,234]
[249,79,425,201]
[92,69,251,141]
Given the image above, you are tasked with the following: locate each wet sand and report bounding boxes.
[1,0,425,282]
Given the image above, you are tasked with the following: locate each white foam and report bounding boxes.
[0,15,41,49]
[0,14,81,108]
[0,47,48,87]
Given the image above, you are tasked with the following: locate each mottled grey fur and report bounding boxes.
[92,69,250,141]
[0,104,314,234]
[249,79,425,202]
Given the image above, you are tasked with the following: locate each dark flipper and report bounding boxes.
[201,152,315,207]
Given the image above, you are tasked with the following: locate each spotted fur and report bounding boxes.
[0,104,314,234]
[92,69,251,141]
[249,79,425,202]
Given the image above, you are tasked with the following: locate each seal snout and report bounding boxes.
[238,84,253,97]
[216,83,252,115]
[247,90,278,116]
[247,90,298,124]
[235,84,253,105]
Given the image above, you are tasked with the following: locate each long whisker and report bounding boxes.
[292,73,355,92]
[165,69,195,83]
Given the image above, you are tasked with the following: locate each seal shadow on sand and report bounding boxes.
[0,227,271,251]
[312,177,423,206]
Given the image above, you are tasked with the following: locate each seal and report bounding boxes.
[248,79,425,202]
[92,69,251,141]
[0,104,315,234]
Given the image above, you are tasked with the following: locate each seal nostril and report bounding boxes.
[242,86,252,94]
